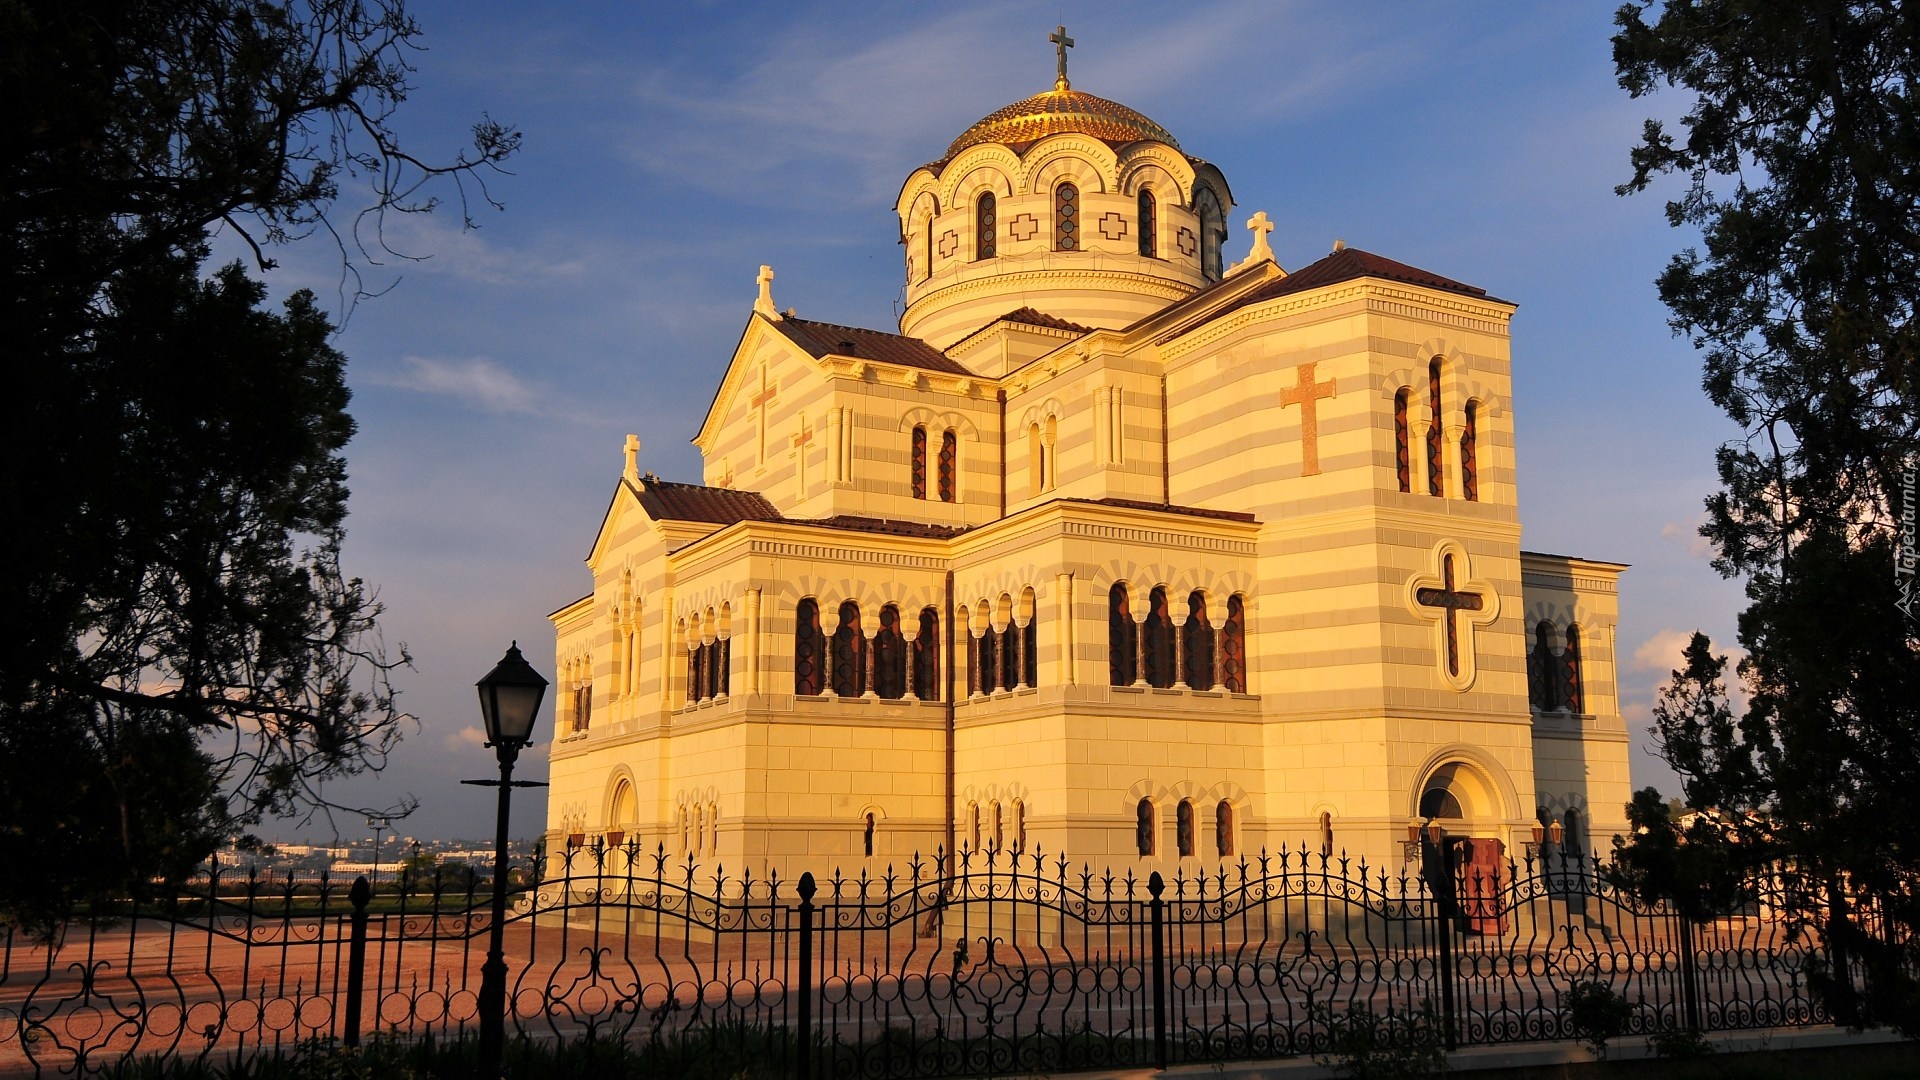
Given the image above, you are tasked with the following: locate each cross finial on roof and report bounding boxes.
[1050,25,1074,91]
[1246,211,1275,263]
[755,264,779,319]
[623,433,641,483]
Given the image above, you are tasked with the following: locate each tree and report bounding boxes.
[0,0,517,934]
[1614,0,1920,1032]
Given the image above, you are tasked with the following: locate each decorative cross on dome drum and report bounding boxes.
[1051,25,1074,91]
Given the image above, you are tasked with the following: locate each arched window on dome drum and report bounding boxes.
[830,600,864,697]
[1108,583,1137,686]
[874,604,906,700]
[1054,182,1079,250]
[913,607,940,701]
[1195,185,1224,282]
[911,425,927,500]
[1138,189,1156,257]
[938,430,958,502]
[1222,594,1247,694]
[1529,621,1559,711]
[1176,799,1196,857]
[976,192,996,259]
[794,599,824,696]
[1461,400,1479,502]
[921,216,934,282]
[1215,801,1234,858]
[1144,586,1175,688]
[1426,359,1444,497]
[1183,591,1213,690]
[1561,625,1584,713]
[1136,798,1156,856]
[1394,389,1412,493]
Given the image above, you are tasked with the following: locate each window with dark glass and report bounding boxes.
[1183,591,1213,690]
[1562,625,1583,713]
[1222,594,1247,694]
[830,601,863,697]
[1461,400,1479,502]
[1054,182,1079,250]
[794,599,824,696]
[1144,586,1174,688]
[1394,389,1412,493]
[1196,185,1224,281]
[911,425,927,499]
[913,607,939,700]
[1138,189,1156,257]
[1108,583,1136,685]
[938,430,957,502]
[1215,800,1234,858]
[976,192,996,259]
[1177,800,1196,857]
[874,604,906,699]
[1136,798,1155,856]
[1426,359,1444,496]
[1529,621,1559,711]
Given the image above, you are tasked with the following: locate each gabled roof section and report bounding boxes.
[996,306,1094,333]
[1117,259,1287,342]
[637,477,781,525]
[1073,496,1260,524]
[772,316,972,375]
[1214,246,1505,320]
[787,515,971,539]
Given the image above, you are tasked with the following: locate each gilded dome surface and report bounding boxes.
[944,88,1181,160]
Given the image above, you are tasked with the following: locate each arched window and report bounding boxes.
[911,425,928,500]
[1108,583,1137,686]
[1562,808,1583,857]
[992,801,1004,852]
[795,599,824,696]
[938,430,958,502]
[1013,799,1027,854]
[1144,586,1174,688]
[1183,591,1213,690]
[1195,185,1224,282]
[874,604,906,699]
[707,803,718,853]
[975,617,997,695]
[922,216,934,282]
[1394,388,1412,493]
[1426,359,1444,497]
[1529,621,1559,711]
[1222,594,1247,694]
[1136,798,1156,856]
[1054,182,1079,250]
[1022,613,1038,689]
[1215,800,1235,858]
[863,812,876,857]
[913,607,940,701]
[1562,625,1584,713]
[1138,189,1157,257]
[1420,785,1464,820]
[968,802,981,852]
[1177,799,1196,857]
[1461,400,1479,502]
[830,601,864,697]
[995,595,1017,693]
[1319,811,1335,858]
[976,192,996,259]
[1029,422,1044,496]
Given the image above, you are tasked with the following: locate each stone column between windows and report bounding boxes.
[1443,420,1466,500]
[656,587,673,723]
[1411,417,1431,498]
[686,631,701,707]
[901,623,920,703]
[745,588,762,696]
[1171,613,1188,690]
[1013,615,1030,691]
[862,626,878,699]
[715,634,730,701]
[1055,573,1074,687]
[993,616,1009,695]
[969,624,986,702]
[1213,626,1226,691]
[1132,609,1149,689]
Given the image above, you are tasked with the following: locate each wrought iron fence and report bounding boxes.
[0,843,1859,1077]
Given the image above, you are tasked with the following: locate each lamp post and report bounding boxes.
[366,815,392,885]
[466,642,548,1077]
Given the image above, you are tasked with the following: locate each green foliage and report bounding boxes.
[1311,999,1449,1079]
[1563,979,1633,1061]
[1648,1023,1716,1061]
[1614,0,1920,1036]
[0,2,517,935]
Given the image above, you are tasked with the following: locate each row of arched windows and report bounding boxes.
[909,425,959,502]
[1528,621,1584,713]
[964,799,1026,854]
[927,183,1219,278]
[678,802,718,856]
[961,590,1038,697]
[795,599,941,701]
[1138,797,1237,858]
[1393,359,1479,500]
[686,637,730,705]
[1107,585,1247,692]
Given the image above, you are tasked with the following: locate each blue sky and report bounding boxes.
[234,1,1748,843]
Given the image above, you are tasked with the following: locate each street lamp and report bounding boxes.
[366,815,392,885]
[466,642,548,1077]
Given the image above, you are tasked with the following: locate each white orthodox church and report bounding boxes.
[542,36,1633,879]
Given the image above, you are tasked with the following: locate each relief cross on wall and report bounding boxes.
[1407,543,1501,691]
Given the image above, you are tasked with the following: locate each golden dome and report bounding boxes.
[943,88,1181,160]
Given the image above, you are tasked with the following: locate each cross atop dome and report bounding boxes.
[1050,25,1075,91]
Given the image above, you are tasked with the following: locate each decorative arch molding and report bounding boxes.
[1522,600,1600,636]
[956,780,1033,805]
[1124,777,1247,808]
[601,766,641,825]
[1016,397,1067,430]
[896,407,981,440]
[773,575,946,625]
[1402,538,1501,691]
[1408,745,1522,823]
[958,565,1050,609]
[937,151,1022,206]
[672,583,739,625]
[1017,135,1119,192]
[672,785,721,810]
[1114,148,1193,195]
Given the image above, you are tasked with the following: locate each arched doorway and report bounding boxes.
[1415,760,1508,934]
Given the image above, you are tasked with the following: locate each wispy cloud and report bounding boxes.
[372,355,543,414]
[1660,513,1717,560]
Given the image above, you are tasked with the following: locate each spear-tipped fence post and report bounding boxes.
[797,871,817,1080]
[343,876,371,1046]
[1149,870,1168,1069]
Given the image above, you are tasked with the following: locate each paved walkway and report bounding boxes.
[1043,1024,1910,1079]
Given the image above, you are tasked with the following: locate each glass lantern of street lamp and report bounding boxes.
[476,641,548,753]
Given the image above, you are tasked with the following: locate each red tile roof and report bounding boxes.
[994,306,1093,333]
[636,478,781,525]
[773,317,973,376]
[1224,246,1499,314]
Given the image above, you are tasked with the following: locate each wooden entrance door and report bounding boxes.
[1453,837,1507,934]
